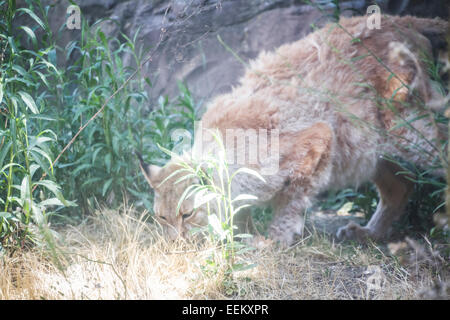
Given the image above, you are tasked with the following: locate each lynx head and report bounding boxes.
[137,154,208,240]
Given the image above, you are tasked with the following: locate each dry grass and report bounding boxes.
[0,207,447,300]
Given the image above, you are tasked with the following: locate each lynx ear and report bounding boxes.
[136,152,162,189]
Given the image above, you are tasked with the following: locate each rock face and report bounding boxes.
[15,0,449,104]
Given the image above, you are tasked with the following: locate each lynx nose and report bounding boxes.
[166,226,180,240]
[165,224,188,241]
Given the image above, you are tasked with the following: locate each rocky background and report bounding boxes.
[15,0,450,107]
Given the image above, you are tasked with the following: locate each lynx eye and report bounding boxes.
[156,215,167,222]
[182,210,194,220]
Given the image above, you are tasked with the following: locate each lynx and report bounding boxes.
[139,15,448,245]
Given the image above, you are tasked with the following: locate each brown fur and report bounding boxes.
[140,15,448,245]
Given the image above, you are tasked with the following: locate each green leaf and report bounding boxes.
[31,202,44,225]
[29,147,53,172]
[194,189,219,209]
[233,204,251,215]
[7,36,18,54]
[20,175,30,203]
[65,41,78,61]
[144,77,152,88]
[33,180,60,195]
[98,30,108,49]
[0,212,12,219]
[38,59,58,74]
[234,233,253,239]
[173,172,197,185]
[33,180,75,208]
[232,194,258,202]
[20,26,37,47]
[29,163,40,179]
[28,136,53,150]
[28,114,56,121]
[0,141,12,170]
[102,178,113,197]
[1,163,25,174]
[39,198,65,207]
[92,145,104,164]
[176,184,202,215]
[231,263,257,272]
[29,150,51,177]
[18,91,39,114]
[157,167,192,187]
[72,163,92,176]
[231,167,266,183]
[48,48,57,66]
[37,180,76,207]
[17,8,47,31]
[8,196,23,207]
[208,214,227,241]
[81,177,102,187]
[105,153,112,173]
[0,81,3,105]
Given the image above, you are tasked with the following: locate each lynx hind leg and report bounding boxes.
[337,158,414,242]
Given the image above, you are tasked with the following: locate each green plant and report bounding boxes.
[49,13,198,215]
[318,185,377,217]
[0,0,74,253]
[45,18,153,214]
[1,0,200,245]
[158,131,260,275]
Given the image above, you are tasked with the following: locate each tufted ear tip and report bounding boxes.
[137,152,162,189]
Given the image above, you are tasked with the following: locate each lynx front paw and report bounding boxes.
[336,221,372,242]
[268,229,297,247]
[268,214,304,247]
